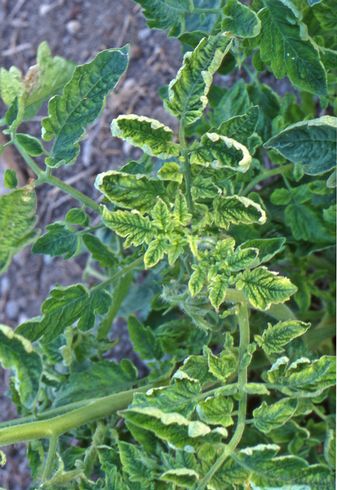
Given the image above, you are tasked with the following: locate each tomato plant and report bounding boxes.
[0,1,335,488]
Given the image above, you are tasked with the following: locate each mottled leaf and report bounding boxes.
[253,398,298,433]
[102,208,154,247]
[222,0,261,38]
[213,195,266,230]
[255,320,310,356]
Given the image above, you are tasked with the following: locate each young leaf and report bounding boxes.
[16,134,44,156]
[158,162,183,183]
[208,274,230,310]
[213,195,266,230]
[227,248,259,272]
[102,208,154,247]
[95,171,166,213]
[111,115,179,158]
[0,185,37,274]
[222,0,261,38]
[118,441,157,483]
[189,265,208,296]
[3,169,18,189]
[65,208,89,226]
[165,34,231,125]
[42,47,128,167]
[239,237,285,264]
[257,0,327,95]
[265,116,337,175]
[236,267,297,310]
[0,324,42,408]
[206,347,237,382]
[82,233,117,268]
[217,106,259,147]
[0,66,23,105]
[190,133,251,172]
[197,395,234,427]
[128,316,162,360]
[160,468,199,488]
[32,222,79,258]
[134,0,193,35]
[255,320,310,356]
[144,238,168,268]
[151,198,171,230]
[17,284,89,342]
[253,398,298,433]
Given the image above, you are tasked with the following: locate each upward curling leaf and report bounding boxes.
[42,47,128,167]
[134,0,193,36]
[214,195,266,230]
[165,34,232,125]
[111,115,179,158]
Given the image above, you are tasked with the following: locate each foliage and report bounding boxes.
[0,1,335,488]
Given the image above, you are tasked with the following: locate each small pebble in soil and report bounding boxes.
[6,300,19,320]
[66,20,81,35]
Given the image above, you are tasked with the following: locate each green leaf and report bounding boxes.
[255,320,310,356]
[213,79,250,126]
[151,198,171,230]
[189,264,208,296]
[0,324,42,408]
[82,233,117,268]
[160,468,199,488]
[253,398,298,433]
[227,248,259,272]
[65,208,88,226]
[95,171,166,213]
[206,347,237,382]
[134,0,193,35]
[217,106,259,148]
[257,0,327,95]
[222,0,261,38]
[236,267,297,310]
[0,66,23,105]
[17,284,89,342]
[158,161,183,183]
[102,208,154,247]
[208,274,230,310]
[197,395,234,427]
[173,192,192,226]
[144,238,168,268]
[32,222,79,258]
[3,169,18,189]
[324,429,335,469]
[128,316,162,360]
[111,115,179,158]
[284,202,333,243]
[165,34,231,125]
[265,116,337,175]
[190,133,251,172]
[118,441,157,483]
[239,237,285,264]
[0,185,37,274]
[266,355,336,394]
[16,134,44,156]
[213,195,266,230]
[42,47,128,167]
[77,289,111,331]
[122,406,210,449]
[55,359,137,406]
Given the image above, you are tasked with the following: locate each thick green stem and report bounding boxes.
[0,384,151,447]
[197,302,250,489]
[92,256,143,292]
[14,139,101,214]
[242,164,293,196]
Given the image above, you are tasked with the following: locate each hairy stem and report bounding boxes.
[41,435,58,482]
[92,256,143,292]
[197,302,250,489]
[13,139,101,214]
[0,384,151,447]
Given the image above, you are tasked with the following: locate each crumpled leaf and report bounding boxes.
[111,115,179,158]
[213,195,266,230]
[222,0,261,38]
[255,320,310,356]
[0,324,42,409]
[253,398,298,433]
[0,185,37,274]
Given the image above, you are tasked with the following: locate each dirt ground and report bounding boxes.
[0,0,181,488]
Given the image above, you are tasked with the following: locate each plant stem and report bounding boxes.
[13,138,101,214]
[0,384,151,447]
[197,302,250,489]
[242,163,293,196]
[92,256,143,292]
[41,435,58,482]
